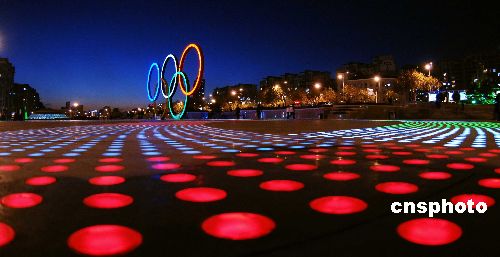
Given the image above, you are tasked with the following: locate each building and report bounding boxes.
[260,70,335,92]
[10,83,44,119]
[211,83,258,109]
[0,58,15,119]
[435,52,500,90]
[337,55,397,80]
[187,79,205,111]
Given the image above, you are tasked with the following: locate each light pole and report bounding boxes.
[374,76,381,103]
[337,74,345,92]
[425,62,432,76]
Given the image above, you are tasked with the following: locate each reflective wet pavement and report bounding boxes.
[0,120,499,257]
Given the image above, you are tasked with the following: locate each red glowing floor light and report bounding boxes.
[227,169,263,177]
[419,172,452,180]
[446,163,474,170]
[201,212,276,240]
[258,157,284,163]
[41,165,69,173]
[89,176,126,186]
[450,194,495,207]
[1,193,43,208]
[206,161,235,167]
[151,163,181,170]
[160,173,197,183]
[323,172,360,181]
[83,193,134,209]
[0,222,15,247]
[397,218,462,246]
[370,165,400,172]
[95,165,125,172]
[259,180,304,192]
[285,163,317,171]
[175,187,227,202]
[67,225,142,256]
[99,157,124,163]
[310,196,368,215]
[478,178,500,189]
[53,158,76,164]
[25,176,57,186]
[375,182,419,194]
[0,165,20,172]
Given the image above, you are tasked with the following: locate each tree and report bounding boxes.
[396,70,439,103]
[466,70,500,104]
[340,85,371,103]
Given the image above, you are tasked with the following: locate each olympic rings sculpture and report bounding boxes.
[146,43,204,120]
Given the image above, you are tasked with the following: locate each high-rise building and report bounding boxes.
[0,58,15,119]
[10,83,44,119]
[259,70,335,91]
[435,52,500,89]
[187,79,205,111]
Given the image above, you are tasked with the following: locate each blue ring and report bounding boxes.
[146,62,160,102]
[168,71,188,120]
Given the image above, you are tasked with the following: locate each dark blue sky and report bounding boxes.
[0,0,498,109]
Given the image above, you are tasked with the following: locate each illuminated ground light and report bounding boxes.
[300,154,327,160]
[370,165,400,172]
[193,155,217,160]
[99,157,124,163]
[206,161,235,167]
[67,225,142,256]
[259,180,304,192]
[330,159,356,165]
[419,172,452,180]
[175,187,227,202]
[1,193,43,208]
[227,169,263,177]
[403,159,430,165]
[375,182,419,194]
[95,165,125,172]
[0,223,15,247]
[235,153,259,157]
[151,163,181,170]
[53,158,76,164]
[89,176,126,186]
[323,172,361,181]
[285,164,317,171]
[160,173,196,183]
[275,151,296,155]
[41,165,69,173]
[310,196,368,214]
[450,194,496,207]
[446,163,474,170]
[397,218,462,246]
[365,154,389,160]
[25,176,57,186]
[257,157,284,163]
[478,178,500,188]
[426,154,449,159]
[201,212,276,240]
[0,165,21,172]
[14,158,34,163]
[83,193,134,209]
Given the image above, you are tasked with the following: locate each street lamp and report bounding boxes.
[425,62,432,76]
[337,74,345,92]
[373,76,381,103]
[314,83,321,89]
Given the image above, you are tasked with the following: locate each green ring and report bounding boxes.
[168,71,188,120]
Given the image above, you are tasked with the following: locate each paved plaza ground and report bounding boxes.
[0,119,499,257]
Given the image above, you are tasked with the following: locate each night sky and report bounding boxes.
[0,0,498,109]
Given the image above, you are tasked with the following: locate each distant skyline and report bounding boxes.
[0,0,498,109]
